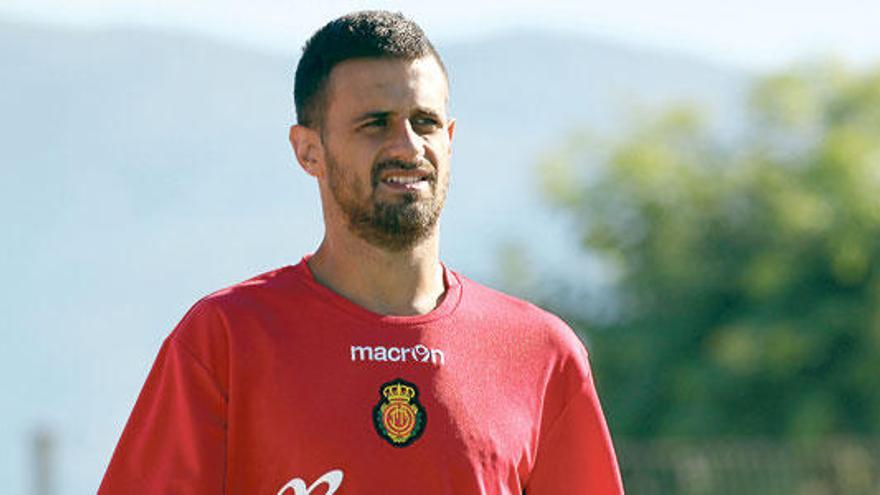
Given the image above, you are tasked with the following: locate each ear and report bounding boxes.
[446,118,456,156]
[289,124,325,177]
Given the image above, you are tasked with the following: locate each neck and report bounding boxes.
[307,229,446,316]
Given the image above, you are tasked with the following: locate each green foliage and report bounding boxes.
[539,61,880,440]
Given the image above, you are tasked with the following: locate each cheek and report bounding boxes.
[425,134,452,162]
[327,143,376,179]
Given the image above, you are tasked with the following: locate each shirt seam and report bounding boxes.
[526,366,593,489]
[169,334,230,402]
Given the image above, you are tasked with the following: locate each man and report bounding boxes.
[100,10,623,494]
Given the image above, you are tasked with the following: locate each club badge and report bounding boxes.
[373,378,426,447]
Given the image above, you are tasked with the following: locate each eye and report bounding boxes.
[412,116,441,132]
[360,118,388,130]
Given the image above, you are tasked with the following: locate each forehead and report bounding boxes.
[324,56,449,121]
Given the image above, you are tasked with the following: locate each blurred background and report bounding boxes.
[3,1,880,493]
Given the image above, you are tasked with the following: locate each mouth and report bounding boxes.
[378,169,433,192]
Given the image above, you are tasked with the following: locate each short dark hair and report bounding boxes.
[294,10,447,128]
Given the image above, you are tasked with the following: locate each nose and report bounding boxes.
[385,120,424,163]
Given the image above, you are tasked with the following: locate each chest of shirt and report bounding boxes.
[219,317,544,494]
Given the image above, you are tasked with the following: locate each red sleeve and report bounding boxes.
[99,331,227,493]
[525,352,624,494]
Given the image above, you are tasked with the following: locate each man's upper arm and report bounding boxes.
[526,349,624,494]
[99,304,228,494]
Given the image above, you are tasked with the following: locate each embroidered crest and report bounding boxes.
[373,378,426,447]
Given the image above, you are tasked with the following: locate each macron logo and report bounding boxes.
[351,344,445,366]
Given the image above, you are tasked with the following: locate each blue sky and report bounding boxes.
[3,0,880,70]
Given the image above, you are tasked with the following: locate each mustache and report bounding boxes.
[371,159,436,186]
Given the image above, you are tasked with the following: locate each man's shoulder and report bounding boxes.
[453,270,585,352]
[171,264,307,332]
[197,264,305,308]
[455,271,561,320]
[168,264,309,346]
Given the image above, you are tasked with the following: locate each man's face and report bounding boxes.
[318,56,454,251]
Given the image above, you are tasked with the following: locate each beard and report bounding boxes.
[325,152,448,251]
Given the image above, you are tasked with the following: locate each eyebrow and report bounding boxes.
[352,111,392,124]
[352,107,446,125]
[412,107,444,120]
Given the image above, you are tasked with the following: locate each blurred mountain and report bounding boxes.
[0,20,750,494]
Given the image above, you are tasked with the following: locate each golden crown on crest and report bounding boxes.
[383,382,416,401]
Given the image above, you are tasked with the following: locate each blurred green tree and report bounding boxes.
[537,61,880,440]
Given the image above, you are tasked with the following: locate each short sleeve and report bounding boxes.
[99,308,228,493]
[525,352,624,494]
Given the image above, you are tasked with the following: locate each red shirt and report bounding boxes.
[100,257,623,494]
